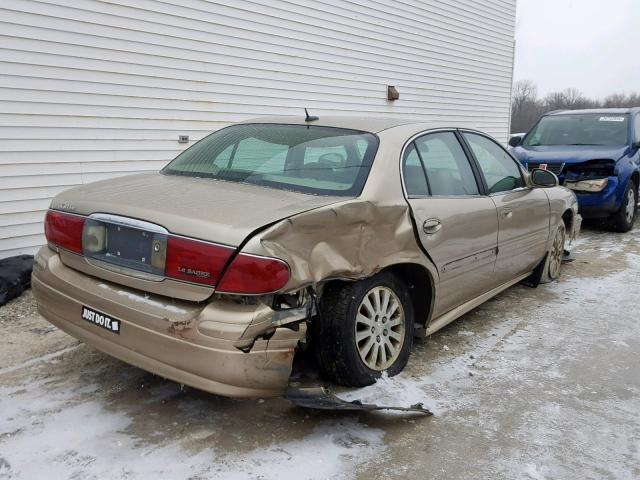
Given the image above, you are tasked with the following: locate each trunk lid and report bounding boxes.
[55,172,341,246]
[52,172,343,300]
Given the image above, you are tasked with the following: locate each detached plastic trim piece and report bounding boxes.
[283,385,433,415]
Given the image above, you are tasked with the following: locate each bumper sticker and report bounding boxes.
[81,306,121,334]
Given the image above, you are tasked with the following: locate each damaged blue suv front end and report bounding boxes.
[510,109,640,232]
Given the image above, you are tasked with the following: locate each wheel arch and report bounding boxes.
[561,208,574,231]
[381,263,435,328]
[320,263,436,328]
[630,170,639,192]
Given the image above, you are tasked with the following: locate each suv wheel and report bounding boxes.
[313,272,414,387]
[609,179,638,232]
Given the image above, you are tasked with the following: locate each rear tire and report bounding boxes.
[540,222,566,284]
[609,179,637,233]
[312,272,414,387]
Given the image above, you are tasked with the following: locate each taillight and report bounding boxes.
[217,253,290,294]
[43,209,288,293]
[165,236,234,286]
[44,210,85,254]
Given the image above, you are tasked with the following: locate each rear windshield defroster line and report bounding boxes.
[162,124,380,196]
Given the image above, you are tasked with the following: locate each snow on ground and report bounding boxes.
[0,375,384,479]
[337,372,437,414]
[1,226,639,479]
[338,228,640,479]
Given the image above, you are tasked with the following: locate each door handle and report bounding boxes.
[423,218,442,234]
[501,208,513,219]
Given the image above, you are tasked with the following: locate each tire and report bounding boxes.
[609,179,638,233]
[540,222,566,284]
[312,272,414,387]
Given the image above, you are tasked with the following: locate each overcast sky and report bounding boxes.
[514,0,640,99]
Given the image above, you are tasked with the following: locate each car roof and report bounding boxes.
[238,115,429,133]
[545,107,640,116]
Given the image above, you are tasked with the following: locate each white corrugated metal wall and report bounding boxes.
[0,0,517,258]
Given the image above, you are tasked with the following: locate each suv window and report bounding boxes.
[463,133,525,194]
[635,114,640,144]
[402,143,430,196]
[414,132,479,196]
[523,113,629,147]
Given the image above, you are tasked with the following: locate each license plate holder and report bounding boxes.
[81,306,121,335]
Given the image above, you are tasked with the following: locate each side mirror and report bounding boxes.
[508,135,523,147]
[530,168,559,188]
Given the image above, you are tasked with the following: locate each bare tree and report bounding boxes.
[543,91,568,112]
[510,80,640,134]
[602,93,626,108]
[602,92,640,108]
[512,80,538,112]
[543,88,593,111]
[563,88,588,108]
[511,80,545,133]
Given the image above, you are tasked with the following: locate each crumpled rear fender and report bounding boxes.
[240,199,438,296]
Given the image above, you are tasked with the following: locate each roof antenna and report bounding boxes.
[305,108,319,122]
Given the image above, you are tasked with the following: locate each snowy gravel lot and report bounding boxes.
[1,225,639,480]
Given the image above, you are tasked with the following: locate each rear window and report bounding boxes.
[162,124,379,196]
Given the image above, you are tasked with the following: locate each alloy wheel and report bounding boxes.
[548,227,565,279]
[354,286,405,371]
[625,188,635,224]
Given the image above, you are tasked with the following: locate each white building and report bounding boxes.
[0,0,517,258]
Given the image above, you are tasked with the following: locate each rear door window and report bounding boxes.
[413,132,479,196]
[402,143,430,196]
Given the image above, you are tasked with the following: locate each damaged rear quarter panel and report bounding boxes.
[250,201,431,288]
[238,126,440,315]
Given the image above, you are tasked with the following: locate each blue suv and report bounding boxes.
[510,108,640,232]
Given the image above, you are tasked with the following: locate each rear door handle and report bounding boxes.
[423,218,442,234]
[501,208,513,219]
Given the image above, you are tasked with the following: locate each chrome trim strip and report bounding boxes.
[49,209,87,218]
[88,213,169,234]
[88,212,235,250]
[407,194,485,200]
[441,247,497,273]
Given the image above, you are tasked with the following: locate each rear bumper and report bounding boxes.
[32,247,305,398]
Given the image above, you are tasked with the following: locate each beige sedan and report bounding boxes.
[33,116,580,397]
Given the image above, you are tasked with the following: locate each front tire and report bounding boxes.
[540,222,566,284]
[313,272,414,387]
[609,179,637,233]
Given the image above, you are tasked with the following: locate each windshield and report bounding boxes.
[523,113,629,147]
[162,124,379,196]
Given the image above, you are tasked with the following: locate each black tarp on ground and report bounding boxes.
[0,255,34,306]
